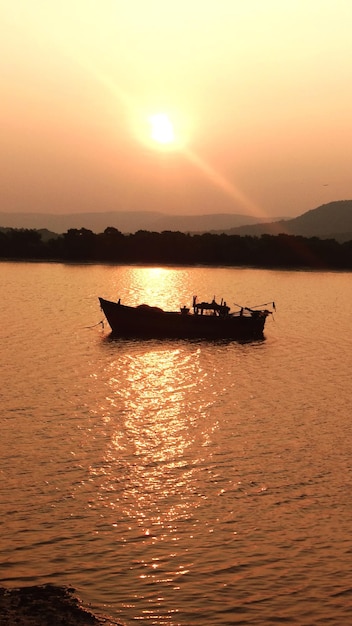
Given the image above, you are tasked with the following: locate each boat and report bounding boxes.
[99,295,275,340]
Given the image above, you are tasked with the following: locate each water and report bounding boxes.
[0,261,351,625]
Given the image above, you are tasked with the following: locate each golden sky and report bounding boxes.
[1,0,352,218]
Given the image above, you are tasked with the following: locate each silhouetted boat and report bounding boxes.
[99,296,275,340]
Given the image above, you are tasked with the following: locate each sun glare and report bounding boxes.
[149,113,175,145]
[132,106,189,152]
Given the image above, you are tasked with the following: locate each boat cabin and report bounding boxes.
[192,296,230,317]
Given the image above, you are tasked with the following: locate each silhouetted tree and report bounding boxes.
[62,228,97,260]
[1,226,352,269]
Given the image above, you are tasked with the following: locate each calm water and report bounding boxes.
[1,261,352,625]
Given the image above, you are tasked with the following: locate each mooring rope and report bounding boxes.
[83,319,105,329]
[251,301,276,310]
[234,301,276,310]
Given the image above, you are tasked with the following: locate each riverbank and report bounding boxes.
[0,584,123,626]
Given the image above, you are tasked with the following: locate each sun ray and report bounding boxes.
[183,148,265,218]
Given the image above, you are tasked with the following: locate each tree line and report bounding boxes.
[1,226,352,269]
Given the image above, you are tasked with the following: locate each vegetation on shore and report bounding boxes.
[1,226,352,269]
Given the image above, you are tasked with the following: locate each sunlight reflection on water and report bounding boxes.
[119,266,192,310]
[89,345,217,535]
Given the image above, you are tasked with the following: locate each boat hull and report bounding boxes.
[99,298,269,340]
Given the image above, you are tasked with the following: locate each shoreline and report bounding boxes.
[0,584,123,626]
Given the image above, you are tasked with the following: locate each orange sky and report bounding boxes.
[1,0,352,219]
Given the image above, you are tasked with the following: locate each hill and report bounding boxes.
[222,200,352,243]
[1,201,351,242]
[0,210,269,235]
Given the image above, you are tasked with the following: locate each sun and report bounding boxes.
[148,112,175,146]
[131,106,189,152]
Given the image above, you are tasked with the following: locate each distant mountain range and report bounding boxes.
[218,200,352,243]
[0,210,269,235]
[0,200,351,242]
